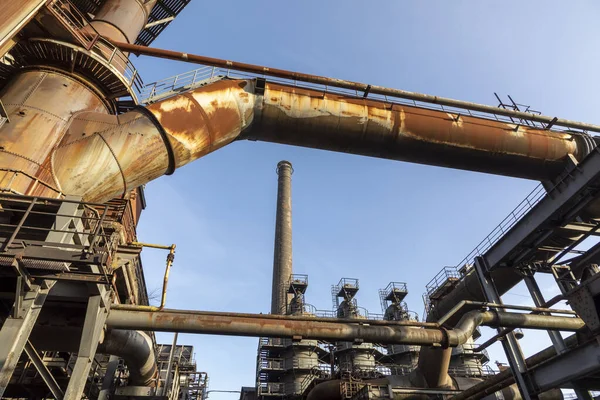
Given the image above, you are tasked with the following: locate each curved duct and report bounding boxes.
[35,78,594,203]
[29,327,157,387]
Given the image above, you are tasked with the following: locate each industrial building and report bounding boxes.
[0,2,599,400]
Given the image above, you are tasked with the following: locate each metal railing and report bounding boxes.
[46,0,100,50]
[140,65,593,137]
[92,38,144,98]
[140,66,225,103]
[425,266,462,297]
[0,194,126,259]
[0,168,64,198]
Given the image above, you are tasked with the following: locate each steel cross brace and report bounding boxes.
[63,294,109,400]
[24,341,64,399]
[0,280,54,398]
[474,256,538,400]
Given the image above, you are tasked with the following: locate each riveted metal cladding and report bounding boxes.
[0,70,109,197]
[145,79,255,169]
[89,0,149,43]
[52,109,170,201]
[246,82,583,180]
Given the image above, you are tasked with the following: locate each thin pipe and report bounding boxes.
[437,300,575,325]
[119,243,176,311]
[111,40,600,133]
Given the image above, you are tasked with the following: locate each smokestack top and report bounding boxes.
[277,160,293,175]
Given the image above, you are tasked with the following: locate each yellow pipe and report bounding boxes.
[124,242,176,311]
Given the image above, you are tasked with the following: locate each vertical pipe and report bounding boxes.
[271,161,293,315]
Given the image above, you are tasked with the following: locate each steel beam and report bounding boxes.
[23,341,64,399]
[474,257,537,400]
[532,339,600,392]
[486,148,600,271]
[0,282,53,397]
[97,355,119,400]
[63,294,109,400]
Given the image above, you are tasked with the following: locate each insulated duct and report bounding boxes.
[29,327,157,386]
[29,78,595,203]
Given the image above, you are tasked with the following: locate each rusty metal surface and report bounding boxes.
[105,308,583,345]
[0,0,46,54]
[248,81,583,180]
[111,41,600,134]
[11,76,592,203]
[145,79,255,169]
[0,70,108,197]
[90,0,148,43]
[53,109,169,202]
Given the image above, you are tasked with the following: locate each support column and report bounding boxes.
[0,282,53,397]
[474,257,537,400]
[97,355,119,400]
[63,294,109,400]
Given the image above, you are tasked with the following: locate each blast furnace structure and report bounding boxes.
[1,2,600,400]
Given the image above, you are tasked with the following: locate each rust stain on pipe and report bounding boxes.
[7,77,591,203]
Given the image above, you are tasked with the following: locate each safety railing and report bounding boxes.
[140,66,225,103]
[0,194,126,259]
[258,358,284,371]
[93,38,144,98]
[46,0,100,50]
[141,65,593,136]
[257,382,285,396]
[0,168,64,199]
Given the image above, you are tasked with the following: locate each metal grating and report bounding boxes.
[69,0,191,47]
[137,0,192,47]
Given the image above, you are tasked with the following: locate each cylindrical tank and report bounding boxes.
[385,304,420,367]
[89,0,149,43]
[335,300,376,377]
[0,69,108,197]
[449,336,484,377]
[282,338,320,396]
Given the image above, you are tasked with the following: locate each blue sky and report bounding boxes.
[134,1,600,398]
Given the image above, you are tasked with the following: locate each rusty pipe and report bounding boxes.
[44,78,597,203]
[108,305,440,327]
[105,309,584,345]
[112,41,600,134]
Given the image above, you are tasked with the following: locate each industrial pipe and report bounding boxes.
[105,309,584,345]
[39,78,597,203]
[112,40,600,134]
[271,160,293,315]
[29,327,158,387]
[117,242,176,311]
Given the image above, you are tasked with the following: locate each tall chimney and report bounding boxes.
[271,161,294,315]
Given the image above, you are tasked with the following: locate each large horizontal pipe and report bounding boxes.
[47,78,595,202]
[105,308,584,345]
[112,40,600,133]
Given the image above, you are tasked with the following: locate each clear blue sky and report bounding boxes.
[134,1,600,398]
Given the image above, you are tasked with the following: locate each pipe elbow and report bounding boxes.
[100,329,157,386]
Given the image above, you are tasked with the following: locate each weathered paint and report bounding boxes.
[0,69,108,197]
[16,78,592,203]
[89,0,148,43]
[0,0,46,55]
